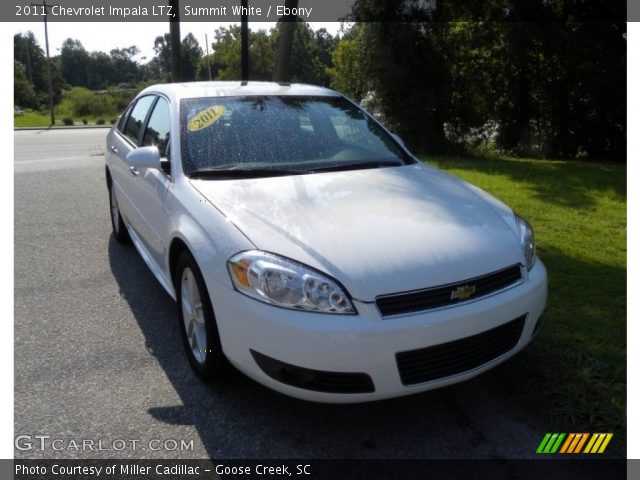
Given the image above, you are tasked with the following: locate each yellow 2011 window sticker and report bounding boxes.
[187,105,225,132]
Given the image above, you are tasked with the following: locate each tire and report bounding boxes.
[109,182,129,243]
[175,251,228,381]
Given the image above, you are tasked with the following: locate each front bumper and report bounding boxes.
[209,260,548,402]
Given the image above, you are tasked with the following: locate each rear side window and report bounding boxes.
[124,96,155,145]
[116,103,133,132]
[142,97,170,157]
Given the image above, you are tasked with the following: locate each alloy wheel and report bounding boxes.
[181,267,208,364]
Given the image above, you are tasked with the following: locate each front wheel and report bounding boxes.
[176,251,228,381]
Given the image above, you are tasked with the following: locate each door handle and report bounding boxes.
[129,166,139,176]
[110,145,119,153]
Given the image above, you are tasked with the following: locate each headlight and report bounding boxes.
[227,251,356,314]
[515,214,536,270]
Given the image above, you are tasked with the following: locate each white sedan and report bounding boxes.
[106,81,547,402]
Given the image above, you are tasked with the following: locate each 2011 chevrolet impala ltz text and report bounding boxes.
[105,82,547,402]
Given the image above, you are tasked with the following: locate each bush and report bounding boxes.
[59,87,120,119]
[82,118,88,125]
[109,118,117,125]
[96,118,105,125]
[62,117,74,126]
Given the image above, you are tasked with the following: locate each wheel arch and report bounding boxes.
[165,210,246,295]
[168,237,191,287]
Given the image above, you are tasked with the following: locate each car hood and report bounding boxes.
[190,164,524,301]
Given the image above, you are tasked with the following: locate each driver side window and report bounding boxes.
[142,97,171,159]
[123,95,155,146]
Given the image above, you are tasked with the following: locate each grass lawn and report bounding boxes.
[424,155,626,431]
[13,110,55,127]
[14,110,117,127]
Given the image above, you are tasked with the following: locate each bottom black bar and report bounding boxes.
[5,458,628,480]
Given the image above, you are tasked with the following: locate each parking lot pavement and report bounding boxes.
[15,128,550,460]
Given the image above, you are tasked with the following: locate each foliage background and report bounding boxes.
[14,1,625,162]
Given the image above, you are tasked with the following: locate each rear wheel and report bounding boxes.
[176,251,228,381]
[109,182,129,243]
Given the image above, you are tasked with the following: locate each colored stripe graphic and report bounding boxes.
[567,433,588,453]
[584,433,614,454]
[574,433,589,453]
[543,433,559,453]
[537,433,565,453]
[538,433,613,454]
[597,433,613,453]
[559,434,575,453]
[536,433,552,453]
[549,433,565,453]
[567,433,581,453]
[583,434,599,453]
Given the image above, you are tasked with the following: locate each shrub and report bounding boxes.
[109,118,117,125]
[59,87,120,118]
[62,117,74,126]
[82,118,88,125]
[96,118,105,125]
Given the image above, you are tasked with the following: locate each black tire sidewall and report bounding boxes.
[175,251,227,381]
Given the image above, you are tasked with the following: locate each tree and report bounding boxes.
[153,34,172,76]
[206,26,258,80]
[60,38,90,87]
[336,0,626,160]
[287,23,336,85]
[14,32,63,107]
[59,39,143,89]
[201,24,334,83]
[328,24,370,101]
[152,33,202,82]
[14,61,38,108]
[180,33,202,81]
[109,46,142,85]
[87,52,116,89]
[143,55,168,82]
[331,21,453,153]
[312,28,337,84]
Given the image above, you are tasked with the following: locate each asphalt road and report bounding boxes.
[15,128,550,460]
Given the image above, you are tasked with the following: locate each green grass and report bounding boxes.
[13,110,55,127]
[424,155,626,431]
[14,109,117,127]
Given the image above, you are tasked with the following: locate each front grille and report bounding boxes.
[396,315,526,385]
[376,265,522,317]
[251,350,375,394]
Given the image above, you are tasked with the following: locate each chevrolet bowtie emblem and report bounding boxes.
[451,285,476,301]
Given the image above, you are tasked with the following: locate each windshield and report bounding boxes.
[180,95,410,176]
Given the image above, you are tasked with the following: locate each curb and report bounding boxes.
[14,125,113,131]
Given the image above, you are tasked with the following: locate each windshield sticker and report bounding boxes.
[187,105,225,132]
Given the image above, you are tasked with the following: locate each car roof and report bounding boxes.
[140,81,341,103]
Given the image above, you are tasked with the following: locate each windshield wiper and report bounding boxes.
[187,167,306,179]
[309,160,404,173]
[187,160,404,178]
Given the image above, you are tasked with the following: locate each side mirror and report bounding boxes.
[126,146,161,170]
[391,133,405,147]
